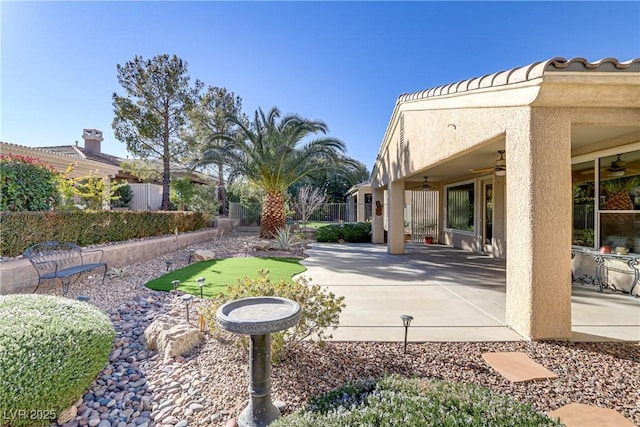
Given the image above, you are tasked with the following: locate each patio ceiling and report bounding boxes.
[404,125,639,189]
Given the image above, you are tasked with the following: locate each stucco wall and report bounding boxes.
[0,228,219,295]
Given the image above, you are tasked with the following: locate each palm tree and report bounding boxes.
[225,107,346,238]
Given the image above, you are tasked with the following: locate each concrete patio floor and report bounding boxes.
[298,243,640,343]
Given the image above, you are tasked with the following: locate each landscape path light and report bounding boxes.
[165,260,172,271]
[181,294,195,322]
[197,277,205,298]
[171,280,180,292]
[400,314,414,353]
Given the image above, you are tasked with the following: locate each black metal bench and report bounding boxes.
[23,241,107,295]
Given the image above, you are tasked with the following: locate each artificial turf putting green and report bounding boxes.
[145,257,306,297]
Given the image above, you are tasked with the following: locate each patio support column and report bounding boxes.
[372,188,385,244]
[356,188,367,222]
[388,180,405,254]
[505,108,572,340]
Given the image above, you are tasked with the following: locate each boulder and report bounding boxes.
[142,315,203,361]
[57,405,78,424]
[191,249,216,262]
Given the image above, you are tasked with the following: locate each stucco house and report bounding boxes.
[2,129,217,210]
[370,57,639,341]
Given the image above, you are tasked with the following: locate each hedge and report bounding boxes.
[315,222,371,243]
[0,210,210,257]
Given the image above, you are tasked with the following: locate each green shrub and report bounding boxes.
[0,154,59,212]
[273,374,563,426]
[315,224,342,242]
[341,222,371,242]
[188,184,220,214]
[111,182,133,208]
[0,210,211,257]
[0,294,115,427]
[315,223,371,243]
[203,270,345,363]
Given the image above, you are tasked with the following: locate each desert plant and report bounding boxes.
[272,224,299,250]
[0,154,59,212]
[203,270,345,363]
[273,374,563,426]
[0,294,115,427]
[107,266,129,279]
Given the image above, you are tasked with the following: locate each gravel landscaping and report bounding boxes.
[36,233,640,427]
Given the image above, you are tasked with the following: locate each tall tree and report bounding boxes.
[112,54,201,210]
[185,86,245,216]
[225,107,347,238]
[289,156,369,202]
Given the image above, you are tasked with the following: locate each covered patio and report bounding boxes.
[370,57,640,340]
[300,243,640,342]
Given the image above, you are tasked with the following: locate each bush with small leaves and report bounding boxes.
[316,222,371,243]
[272,374,563,426]
[0,295,115,427]
[341,222,371,242]
[0,154,59,212]
[203,270,345,363]
[315,224,342,242]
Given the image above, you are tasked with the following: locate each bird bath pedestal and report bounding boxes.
[217,297,301,427]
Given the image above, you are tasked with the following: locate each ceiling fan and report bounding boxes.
[470,150,506,175]
[606,154,627,177]
[579,154,640,177]
[406,176,434,190]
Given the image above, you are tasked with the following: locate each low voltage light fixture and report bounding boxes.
[181,294,195,322]
[400,314,414,353]
[197,277,205,298]
[171,280,180,292]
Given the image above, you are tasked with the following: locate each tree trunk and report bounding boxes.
[260,192,285,238]
[161,163,171,210]
[218,162,227,216]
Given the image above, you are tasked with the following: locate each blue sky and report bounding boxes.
[1,1,639,172]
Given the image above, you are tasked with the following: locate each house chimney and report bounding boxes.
[82,129,103,153]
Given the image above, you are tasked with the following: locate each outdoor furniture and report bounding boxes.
[571,246,639,297]
[23,241,107,295]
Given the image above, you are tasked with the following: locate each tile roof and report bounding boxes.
[397,57,640,102]
[40,145,123,167]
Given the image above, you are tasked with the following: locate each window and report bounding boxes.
[572,149,640,253]
[598,151,640,253]
[572,160,595,247]
[447,183,474,232]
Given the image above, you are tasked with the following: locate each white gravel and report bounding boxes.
[45,233,640,426]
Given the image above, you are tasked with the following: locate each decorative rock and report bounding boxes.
[142,315,203,361]
[191,249,216,261]
[96,420,111,427]
[273,400,287,412]
[188,403,204,413]
[175,421,188,427]
[58,405,78,424]
[88,419,101,427]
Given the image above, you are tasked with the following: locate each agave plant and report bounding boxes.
[271,225,299,251]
